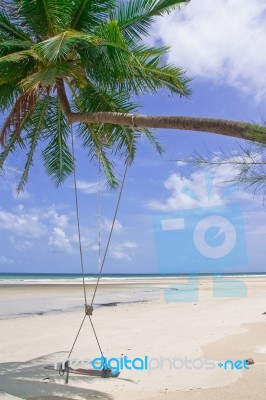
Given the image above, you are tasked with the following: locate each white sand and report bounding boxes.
[0,276,265,399]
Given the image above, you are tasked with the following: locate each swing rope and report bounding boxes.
[67,126,129,366]
[68,314,86,359]
[70,128,87,307]
[90,161,129,306]
[97,156,102,275]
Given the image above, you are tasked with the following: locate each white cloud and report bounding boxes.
[0,165,32,200]
[122,241,138,249]
[71,232,92,248]
[109,241,139,261]
[144,158,251,212]
[47,217,93,254]
[0,256,13,264]
[176,161,187,167]
[152,0,266,101]
[75,180,100,195]
[0,203,94,254]
[91,244,99,252]
[9,236,33,251]
[102,217,123,233]
[0,205,46,237]
[110,250,132,261]
[91,240,138,261]
[48,227,73,254]
[44,208,69,229]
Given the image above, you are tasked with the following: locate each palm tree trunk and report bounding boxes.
[57,80,266,143]
[69,112,264,141]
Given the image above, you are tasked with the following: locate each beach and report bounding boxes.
[0,275,265,399]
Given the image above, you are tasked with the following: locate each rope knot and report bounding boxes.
[85,304,94,316]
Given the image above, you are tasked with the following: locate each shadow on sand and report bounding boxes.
[0,352,115,400]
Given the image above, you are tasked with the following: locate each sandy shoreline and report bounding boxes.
[0,276,265,399]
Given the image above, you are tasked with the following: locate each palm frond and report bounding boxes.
[0,83,21,112]
[92,19,135,70]
[20,62,86,91]
[122,42,191,96]
[33,30,88,61]
[0,39,31,57]
[17,94,49,192]
[42,99,74,186]
[33,28,132,64]
[0,10,32,41]
[69,82,118,187]
[79,34,190,97]
[0,61,36,87]
[139,58,191,96]
[78,122,118,188]
[13,0,72,37]
[0,90,38,145]
[76,80,137,113]
[0,48,36,63]
[71,0,115,30]
[141,128,165,155]
[0,48,38,86]
[98,146,118,189]
[0,130,25,171]
[117,0,189,40]
[110,125,138,162]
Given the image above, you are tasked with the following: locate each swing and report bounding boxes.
[49,127,129,384]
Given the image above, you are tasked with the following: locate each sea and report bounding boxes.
[0,272,265,320]
[0,272,266,283]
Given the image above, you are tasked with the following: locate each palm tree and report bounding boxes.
[0,0,265,190]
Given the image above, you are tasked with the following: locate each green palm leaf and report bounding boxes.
[117,0,189,40]
[0,83,20,112]
[33,28,132,64]
[71,0,115,30]
[0,40,31,57]
[13,0,73,37]
[20,62,87,91]
[0,48,37,86]
[78,122,118,188]
[17,94,49,192]
[0,49,37,62]
[42,100,74,186]
[0,10,32,41]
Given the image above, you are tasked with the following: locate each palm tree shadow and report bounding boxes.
[0,352,116,400]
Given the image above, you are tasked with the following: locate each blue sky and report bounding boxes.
[1,0,266,274]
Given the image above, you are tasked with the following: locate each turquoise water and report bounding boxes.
[0,272,266,281]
